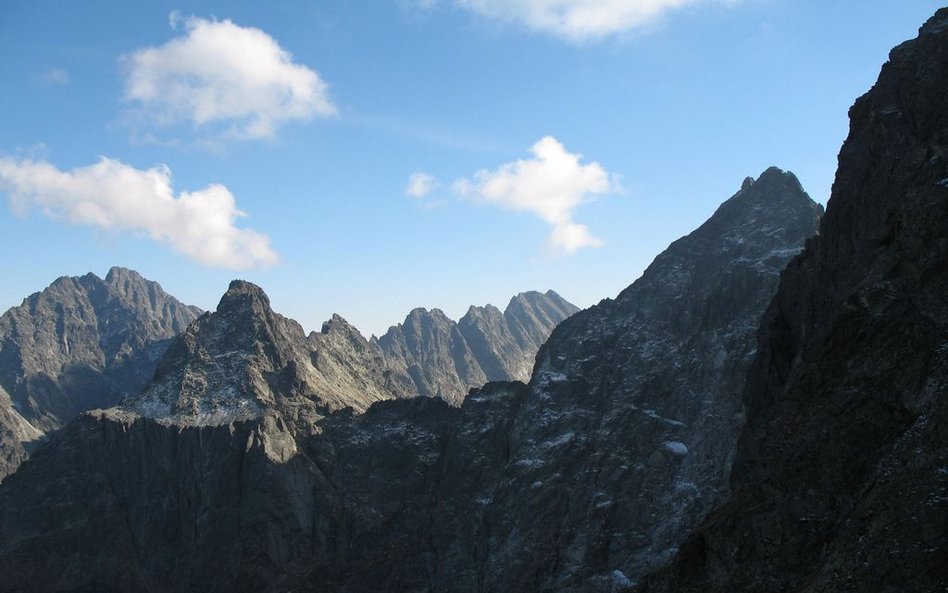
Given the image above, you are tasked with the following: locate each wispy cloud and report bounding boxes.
[425,0,725,41]
[122,15,336,142]
[37,68,70,86]
[406,171,439,198]
[0,156,279,270]
[454,136,616,254]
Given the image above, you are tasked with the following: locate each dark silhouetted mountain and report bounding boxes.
[375,291,578,404]
[0,163,819,592]
[637,10,948,593]
[0,267,201,480]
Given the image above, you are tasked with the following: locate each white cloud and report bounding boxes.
[454,136,614,254]
[122,15,336,140]
[0,156,279,270]
[38,68,70,86]
[454,0,712,40]
[406,171,439,198]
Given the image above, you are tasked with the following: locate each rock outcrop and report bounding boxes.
[0,267,201,480]
[637,10,948,593]
[0,166,820,592]
[376,291,578,405]
[129,279,417,427]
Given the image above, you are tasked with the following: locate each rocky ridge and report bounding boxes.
[0,267,201,480]
[440,166,821,591]
[375,290,578,405]
[0,166,820,592]
[637,10,948,593]
[128,279,416,428]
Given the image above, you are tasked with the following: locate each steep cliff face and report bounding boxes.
[638,10,948,593]
[0,267,201,480]
[428,167,822,592]
[0,167,820,593]
[376,291,578,405]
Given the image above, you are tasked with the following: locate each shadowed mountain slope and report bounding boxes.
[0,166,820,592]
[637,9,948,593]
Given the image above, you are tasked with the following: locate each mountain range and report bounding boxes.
[0,271,576,481]
[0,7,945,593]
[0,161,821,591]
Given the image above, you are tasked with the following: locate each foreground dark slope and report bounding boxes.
[0,169,819,593]
[638,10,948,593]
[0,267,200,480]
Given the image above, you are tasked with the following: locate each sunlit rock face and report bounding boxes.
[0,166,820,592]
[128,279,416,428]
[0,267,201,480]
[638,10,948,593]
[376,290,579,405]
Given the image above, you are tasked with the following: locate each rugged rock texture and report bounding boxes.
[130,280,417,427]
[0,167,820,592]
[461,290,579,383]
[431,167,821,591]
[637,10,948,593]
[376,291,578,404]
[0,267,200,480]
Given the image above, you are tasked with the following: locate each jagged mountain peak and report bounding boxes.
[704,166,819,229]
[376,290,579,402]
[319,313,359,336]
[217,279,272,313]
[104,265,143,283]
[129,281,416,425]
[613,166,822,310]
[0,268,201,479]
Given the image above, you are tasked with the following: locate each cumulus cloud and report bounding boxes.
[0,156,279,270]
[122,15,336,140]
[454,0,710,40]
[454,136,614,254]
[406,171,439,198]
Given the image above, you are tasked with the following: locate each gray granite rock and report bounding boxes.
[637,10,948,593]
[0,166,819,592]
[377,291,579,405]
[0,267,201,480]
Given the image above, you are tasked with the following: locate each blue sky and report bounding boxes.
[0,0,942,336]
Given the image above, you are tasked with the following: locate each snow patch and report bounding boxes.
[543,431,575,448]
[663,441,689,455]
[611,569,633,588]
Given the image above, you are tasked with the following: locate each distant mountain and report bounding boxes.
[0,165,820,592]
[0,264,574,481]
[128,280,416,427]
[637,10,948,593]
[0,267,201,480]
[375,291,578,404]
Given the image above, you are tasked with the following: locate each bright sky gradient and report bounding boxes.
[0,1,942,337]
